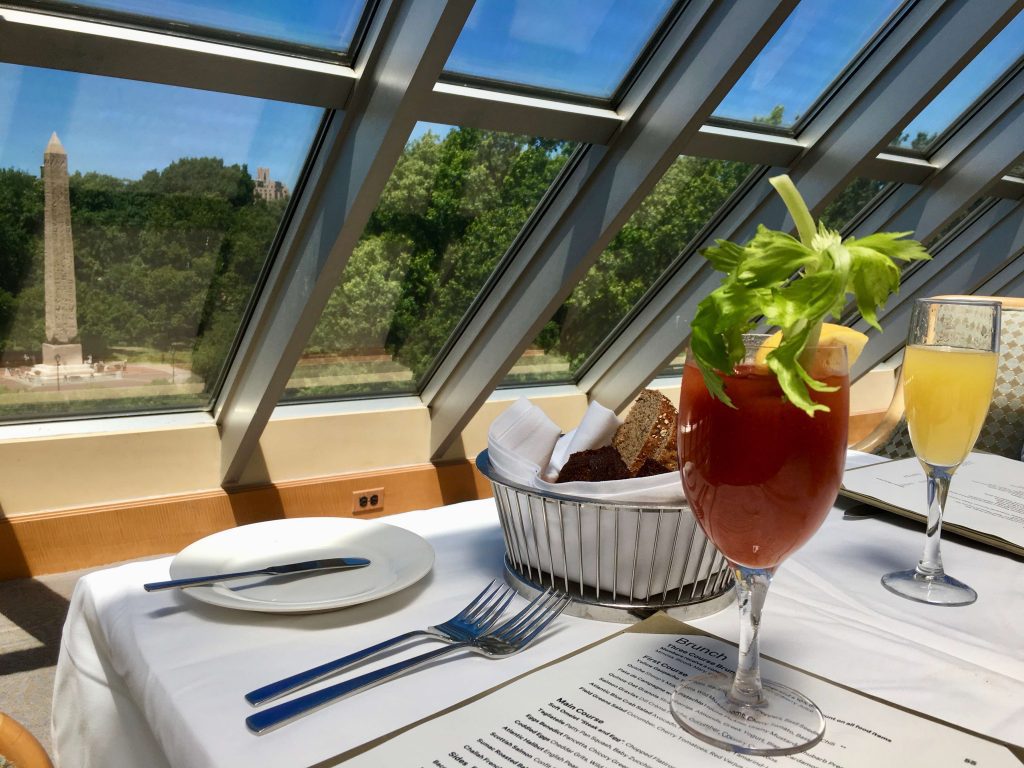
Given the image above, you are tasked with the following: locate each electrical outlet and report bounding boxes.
[352,487,385,514]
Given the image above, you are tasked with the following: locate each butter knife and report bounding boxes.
[143,557,371,591]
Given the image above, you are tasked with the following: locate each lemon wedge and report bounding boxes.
[756,323,868,366]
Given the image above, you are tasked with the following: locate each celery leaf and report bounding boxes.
[689,175,931,415]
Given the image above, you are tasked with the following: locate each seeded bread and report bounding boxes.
[556,446,631,483]
[612,389,678,475]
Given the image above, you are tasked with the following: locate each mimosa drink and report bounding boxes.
[903,345,998,467]
[882,298,1001,607]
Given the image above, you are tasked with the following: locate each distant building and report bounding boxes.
[253,167,289,202]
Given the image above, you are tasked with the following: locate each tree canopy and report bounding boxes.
[0,117,889,406]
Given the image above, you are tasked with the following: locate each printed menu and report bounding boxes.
[840,452,1024,556]
[334,615,1019,767]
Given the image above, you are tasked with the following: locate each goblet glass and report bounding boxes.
[670,334,849,755]
[881,298,1000,606]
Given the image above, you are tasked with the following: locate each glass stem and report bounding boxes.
[728,566,772,709]
[916,466,952,578]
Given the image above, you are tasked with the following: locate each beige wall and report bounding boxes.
[0,371,895,518]
[0,389,594,517]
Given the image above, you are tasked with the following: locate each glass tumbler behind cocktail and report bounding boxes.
[670,335,849,756]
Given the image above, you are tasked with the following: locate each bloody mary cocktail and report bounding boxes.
[678,354,849,570]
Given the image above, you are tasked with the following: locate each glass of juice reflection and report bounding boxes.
[881,298,1000,606]
[669,334,849,756]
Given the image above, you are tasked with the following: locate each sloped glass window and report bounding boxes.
[819,178,890,231]
[444,0,675,100]
[33,0,369,54]
[0,64,322,423]
[924,198,991,249]
[282,124,578,401]
[504,156,755,387]
[713,0,900,129]
[893,12,1024,152]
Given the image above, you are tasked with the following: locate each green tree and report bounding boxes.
[541,157,753,370]
[308,235,413,354]
[305,127,576,386]
[0,169,42,347]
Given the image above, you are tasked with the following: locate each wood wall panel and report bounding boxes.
[0,460,492,580]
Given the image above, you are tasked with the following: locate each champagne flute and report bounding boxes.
[670,335,849,755]
[881,298,1000,606]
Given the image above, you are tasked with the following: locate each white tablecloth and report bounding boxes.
[52,478,1024,766]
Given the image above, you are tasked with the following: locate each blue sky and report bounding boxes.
[58,0,366,50]
[0,65,324,184]
[0,2,1020,183]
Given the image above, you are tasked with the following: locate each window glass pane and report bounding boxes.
[819,178,890,231]
[42,0,368,52]
[713,0,900,128]
[282,124,578,401]
[924,197,991,249]
[504,157,756,387]
[444,0,675,100]
[0,64,322,422]
[893,12,1024,151]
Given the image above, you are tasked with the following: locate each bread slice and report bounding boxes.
[556,446,631,483]
[612,389,678,475]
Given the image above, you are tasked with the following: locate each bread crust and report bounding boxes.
[612,389,678,475]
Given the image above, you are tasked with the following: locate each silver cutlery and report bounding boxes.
[245,580,515,706]
[143,557,371,591]
[246,588,571,734]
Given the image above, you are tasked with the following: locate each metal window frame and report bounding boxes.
[418,0,799,458]
[851,198,1024,376]
[580,0,1022,414]
[1,0,382,64]
[213,0,476,484]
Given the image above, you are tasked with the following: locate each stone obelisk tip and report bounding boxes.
[46,132,66,155]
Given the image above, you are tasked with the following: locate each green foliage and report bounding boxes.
[0,169,42,340]
[8,120,926,412]
[305,127,577,386]
[0,158,280,396]
[819,178,888,231]
[544,157,753,370]
[691,175,931,415]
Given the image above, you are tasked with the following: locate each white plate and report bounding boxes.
[168,517,434,613]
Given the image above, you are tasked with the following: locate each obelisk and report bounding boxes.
[41,132,83,367]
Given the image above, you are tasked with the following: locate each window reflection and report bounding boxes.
[39,0,369,54]
[713,0,900,129]
[444,0,675,100]
[893,12,1024,152]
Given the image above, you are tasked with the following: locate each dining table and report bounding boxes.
[51,452,1024,767]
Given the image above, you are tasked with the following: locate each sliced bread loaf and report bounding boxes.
[612,389,678,475]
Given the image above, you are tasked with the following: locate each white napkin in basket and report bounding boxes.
[487,397,685,504]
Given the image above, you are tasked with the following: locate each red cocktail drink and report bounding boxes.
[669,339,850,755]
[678,359,849,569]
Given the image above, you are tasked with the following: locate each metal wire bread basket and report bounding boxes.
[476,450,734,623]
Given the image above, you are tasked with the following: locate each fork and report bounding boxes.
[246,588,571,734]
[245,580,516,706]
